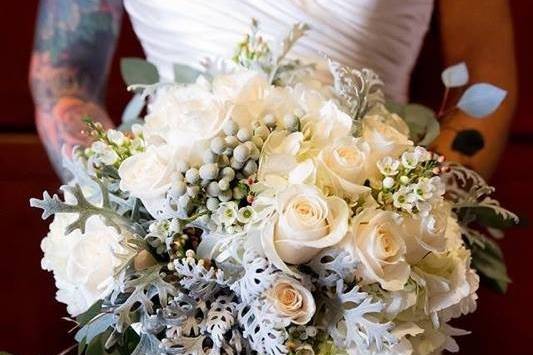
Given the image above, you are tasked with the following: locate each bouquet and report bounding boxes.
[32,21,518,355]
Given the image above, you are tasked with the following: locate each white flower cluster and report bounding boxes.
[84,125,144,168]
[375,147,446,215]
[36,23,513,355]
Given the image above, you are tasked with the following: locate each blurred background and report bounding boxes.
[0,2,531,354]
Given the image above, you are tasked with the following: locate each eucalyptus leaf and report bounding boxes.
[173,63,201,83]
[457,83,507,118]
[386,102,440,146]
[441,62,469,88]
[121,93,145,124]
[120,58,159,87]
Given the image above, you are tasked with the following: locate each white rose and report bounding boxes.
[213,70,268,127]
[41,214,132,316]
[261,184,349,272]
[414,247,479,315]
[118,145,176,219]
[258,130,306,181]
[301,100,352,150]
[267,277,316,325]
[143,83,228,148]
[317,136,371,198]
[361,114,412,184]
[343,209,410,291]
[403,202,450,263]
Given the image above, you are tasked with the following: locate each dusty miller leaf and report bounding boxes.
[328,58,384,122]
[30,183,129,234]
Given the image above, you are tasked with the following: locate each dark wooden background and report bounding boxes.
[0,1,531,354]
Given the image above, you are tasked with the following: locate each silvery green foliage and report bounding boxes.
[238,298,290,355]
[328,58,384,122]
[157,290,244,354]
[173,257,230,297]
[444,163,518,226]
[326,281,395,352]
[269,22,310,83]
[204,295,238,348]
[110,265,177,333]
[307,248,358,287]
[230,247,278,303]
[30,181,137,235]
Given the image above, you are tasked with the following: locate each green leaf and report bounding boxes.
[173,63,201,83]
[386,102,440,146]
[459,206,519,229]
[84,329,122,355]
[470,238,510,293]
[77,301,103,327]
[75,314,115,344]
[120,58,159,87]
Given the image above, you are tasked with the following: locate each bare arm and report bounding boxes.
[432,0,517,178]
[30,0,123,181]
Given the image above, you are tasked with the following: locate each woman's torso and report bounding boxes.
[124,0,434,102]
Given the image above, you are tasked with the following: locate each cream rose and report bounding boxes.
[301,100,353,150]
[403,202,450,263]
[213,70,268,126]
[415,247,479,315]
[41,214,132,316]
[143,82,229,147]
[267,277,316,325]
[258,130,305,181]
[261,184,349,272]
[344,209,410,291]
[317,136,371,198]
[118,145,176,219]
[361,113,412,184]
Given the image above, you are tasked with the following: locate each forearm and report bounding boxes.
[33,94,113,180]
[434,0,517,179]
[30,0,123,180]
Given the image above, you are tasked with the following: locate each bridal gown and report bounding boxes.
[124,0,434,103]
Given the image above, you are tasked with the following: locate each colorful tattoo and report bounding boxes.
[30,0,123,180]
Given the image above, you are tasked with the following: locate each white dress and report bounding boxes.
[124,0,434,103]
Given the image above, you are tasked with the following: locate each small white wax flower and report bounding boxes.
[393,186,417,212]
[383,177,395,189]
[215,202,238,226]
[237,206,256,223]
[401,151,419,170]
[413,178,435,201]
[131,123,143,136]
[107,130,126,145]
[377,157,400,176]
[414,146,432,162]
[91,141,108,154]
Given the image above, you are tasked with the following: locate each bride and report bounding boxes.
[29,0,516,181]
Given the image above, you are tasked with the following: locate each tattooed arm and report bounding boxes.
[432,0,517,179]
[30,0,123,181]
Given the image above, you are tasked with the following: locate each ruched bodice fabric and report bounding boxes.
[124,0,433,102]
